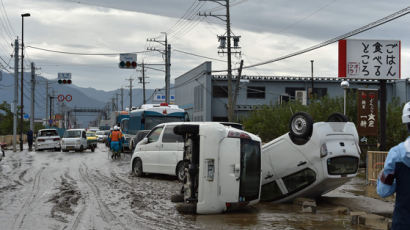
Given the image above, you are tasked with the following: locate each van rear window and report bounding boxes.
[327,156,359,175]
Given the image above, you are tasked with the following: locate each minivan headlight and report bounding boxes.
[320,144,328,158]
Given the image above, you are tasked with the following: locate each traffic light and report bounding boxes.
[119,53,137,69]
[58,79,72,84]
[119,60,137,69]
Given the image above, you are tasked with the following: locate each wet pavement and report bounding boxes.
[0,143,386,229]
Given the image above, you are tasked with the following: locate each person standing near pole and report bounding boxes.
[377,101,410,230]
[27,129,33,151]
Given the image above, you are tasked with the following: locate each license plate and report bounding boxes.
[67,146,74,150]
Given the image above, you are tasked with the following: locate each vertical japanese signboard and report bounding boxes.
[339,39,401,79]
[357,90,378,136]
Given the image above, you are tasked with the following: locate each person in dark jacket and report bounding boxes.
[377,101,410,230]
[27,129,33,151]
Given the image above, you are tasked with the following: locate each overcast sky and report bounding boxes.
[1,0,409,91]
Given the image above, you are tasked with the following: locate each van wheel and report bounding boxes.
[289,112,313,138]
[91,146,95,152]
[327,113,349,122]
[171,194,184,203]
[176,162,186,182]
[133,159,143,177]
[79,145,84,152]
[176,203,196,214]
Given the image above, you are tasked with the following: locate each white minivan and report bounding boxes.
[131,123,186,181]
[261,112,360,203]
[61,129,89,152]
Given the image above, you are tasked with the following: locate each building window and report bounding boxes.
[213,85,228,98]
[247,86,265,99]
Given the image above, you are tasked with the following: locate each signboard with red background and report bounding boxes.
[357,90,378,136]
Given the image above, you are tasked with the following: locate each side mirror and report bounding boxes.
[141,137,148,144]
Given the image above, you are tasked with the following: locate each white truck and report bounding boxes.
[169,122,262,214]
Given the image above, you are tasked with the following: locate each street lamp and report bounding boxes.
[340,80,350,115]
[20,13,30,151]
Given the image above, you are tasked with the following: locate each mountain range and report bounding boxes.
[0,71,158,127]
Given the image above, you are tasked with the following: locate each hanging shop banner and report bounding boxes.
[357,89,378,136]
[339,39,401,80]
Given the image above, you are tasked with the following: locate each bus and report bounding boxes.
[120,103,188,151]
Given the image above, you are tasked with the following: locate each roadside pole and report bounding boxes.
[13,39,19,152]
[30,62,35,131]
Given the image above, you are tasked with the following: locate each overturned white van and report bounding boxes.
[261,112,360,203]
[171,122,262,214]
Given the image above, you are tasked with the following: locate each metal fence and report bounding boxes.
[367,151,388,185]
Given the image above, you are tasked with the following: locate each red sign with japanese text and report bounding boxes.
[357,90,378,136]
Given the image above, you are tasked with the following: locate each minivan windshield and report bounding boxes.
[64,130,81,138]
[96,131,105,135]
[239,139,261,201]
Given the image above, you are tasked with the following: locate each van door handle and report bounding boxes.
[297,161,307,167]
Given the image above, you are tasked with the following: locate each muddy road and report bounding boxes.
[0,144,371,230]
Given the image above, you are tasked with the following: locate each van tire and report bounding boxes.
[171,194,184,203]
[132,158,143,177]
[289,112,313,145]
[176,162,186,182]
[176,203,196,214]
[174,125,199,136]
[327,113,349,122]
[79,145,84,152]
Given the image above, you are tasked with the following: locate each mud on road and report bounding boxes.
[0,144,374,230]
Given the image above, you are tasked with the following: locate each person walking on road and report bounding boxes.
[27,129,34,151]
[109,126,123,159]
[377,101,410,230]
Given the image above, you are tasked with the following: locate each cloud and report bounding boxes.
[1,0,409,92]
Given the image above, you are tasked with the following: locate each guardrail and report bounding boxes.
[367,151,388,185]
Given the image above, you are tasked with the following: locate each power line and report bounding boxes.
[0,0,15,36]
[173,48,226,62]
[212,6,410,72]
[26,45,153,56]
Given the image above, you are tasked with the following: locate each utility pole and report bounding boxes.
[147,33,170,103]
[115,92,119,111]
[311,60,314,101]
[138,62,148,104]
[30,62,35,131]
[111,97,116,111]
[13,38,19,152]
[45,80,49,122]
[232,60,244,117]
[126,78,133,112]
[199,0,240,121]
[120,87,124,111]
[166,44,171,104]
[49,90,55,124]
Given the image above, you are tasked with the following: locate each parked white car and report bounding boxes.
[131,123,186,181]
[61,129,89,152]
[35,129,61,151]
[261,112,360,203]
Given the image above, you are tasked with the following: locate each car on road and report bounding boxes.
[260,112,360,203]
[131,123,186,181]
[86,131,98,148]
[62,129,94,152]
[35,129,61,151]
[95,130,108,142]
[130,122,247,182]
